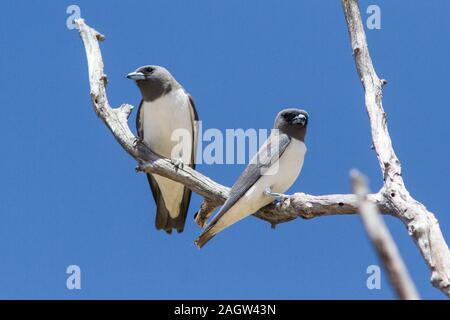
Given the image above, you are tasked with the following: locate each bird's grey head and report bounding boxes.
[126,65,180,102]
[274,108,309,141]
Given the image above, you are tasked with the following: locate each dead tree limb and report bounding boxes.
[74,17,384,225]
[342,0,450,297]
[351,170,420,300]
[75,1,450,297]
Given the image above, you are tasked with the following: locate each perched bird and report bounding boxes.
[195,109,309,248]
[127,65,199,234]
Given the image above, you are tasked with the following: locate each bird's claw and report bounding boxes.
[274,194,289,206]
[274,196,288,207]
[264,187,285,198]
[264,187,289,204]
[264,187,273,197]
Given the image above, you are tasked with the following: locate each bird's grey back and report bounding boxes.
[202,132,291,231]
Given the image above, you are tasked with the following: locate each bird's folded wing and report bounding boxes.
[136,100,144,139]
[188,94,199,167]
[207,132,291,226]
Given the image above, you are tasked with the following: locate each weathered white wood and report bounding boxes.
[351,170,420,300]
[76,4,450,297]
[75,18,382,225]
[342,0,450,297]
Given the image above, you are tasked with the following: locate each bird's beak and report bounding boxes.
[126,72,146,80]
[293,114,307,126]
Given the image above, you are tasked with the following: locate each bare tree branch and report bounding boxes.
[75,0,450,297]
[351,170,420,300]
[74,17,385,225]
[342,0,450,297]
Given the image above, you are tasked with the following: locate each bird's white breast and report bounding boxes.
[141,88,194,218]
[262,138,306,195]
[141,88,193,162]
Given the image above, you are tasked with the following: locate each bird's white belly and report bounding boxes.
[141,89,194,217]
[217,139,307,229]
[263,138,306,194]
[142,89,193,161]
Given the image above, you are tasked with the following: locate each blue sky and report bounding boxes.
[0,0,449,299]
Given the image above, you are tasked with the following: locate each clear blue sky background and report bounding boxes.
[0,1,448,299]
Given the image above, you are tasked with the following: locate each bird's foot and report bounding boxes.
[274,197,289,207]
[264,187,289,204]
[171,158,184,171]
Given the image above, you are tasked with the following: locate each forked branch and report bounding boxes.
[74,17,383,225]
[75,1,450,297]
[342,0,450,297]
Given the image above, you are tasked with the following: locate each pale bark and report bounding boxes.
[342,0,450,297]
[74,1,450,297]
[74,18,382,226]
[351,170,420,300]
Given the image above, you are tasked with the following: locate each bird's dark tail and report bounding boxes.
[147,174,191,234]
[155,187,191,234]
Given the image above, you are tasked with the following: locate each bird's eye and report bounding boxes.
[146,67,153,73]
